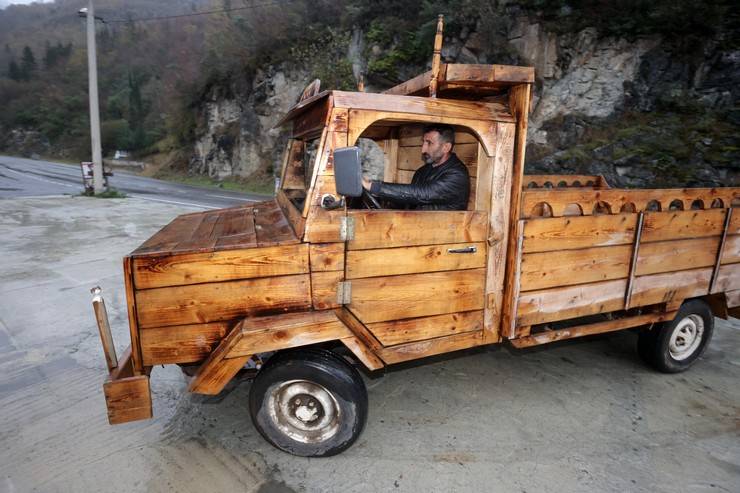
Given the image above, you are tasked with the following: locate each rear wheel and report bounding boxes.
[248,348,368,457]
[637,300,714,373]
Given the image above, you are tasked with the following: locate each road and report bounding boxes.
[0,154,271,209]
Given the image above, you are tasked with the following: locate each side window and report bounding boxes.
[281,137,320,211]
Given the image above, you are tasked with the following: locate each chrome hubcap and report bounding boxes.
[668,314,704,361]
[267,380,340,443]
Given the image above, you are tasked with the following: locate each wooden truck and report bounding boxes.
[93,20,740,457]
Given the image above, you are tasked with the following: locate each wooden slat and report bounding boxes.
[123,256,144,374]
[309,243,345,272]
[631,268,712,306]
[254,201,297,246]
[140,321,232,365]
[397,142,478,172]
[712,262,740,294]
[136,274,311,328]
[636,237,721,276]
[396,169,414,184]
[346,242,486,279]
[520,245,632,291]
[188,323,250,395]
[368,310,483,346]
[215,210,257,249]
[276,189,306,238]
[335,308,384,352]
[311,271,343,310]
[133,244,309,289]
[229,311,351,357]
[340,337,384,370]
[348,269,485,324]
[722,235,740,264]
[730,208,740,235]
[510,311,676,348]
[726,289,740,308]
[383,133,399,182]
[522,214,638,253]
[303,207,344,243]
[398,125,479,146]
[516,279,627,326]
[641,209,727,242]
[347,210,488,250]
[377,330,484,365]
[133,213,211,255]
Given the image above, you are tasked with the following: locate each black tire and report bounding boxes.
[248,348,368,457]
[637,300,714,373]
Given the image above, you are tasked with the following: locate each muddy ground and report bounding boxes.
[1,196,738,493]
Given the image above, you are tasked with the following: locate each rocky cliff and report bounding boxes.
[190,9,740,188]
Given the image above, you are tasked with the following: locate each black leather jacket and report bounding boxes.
[369,153,470,210]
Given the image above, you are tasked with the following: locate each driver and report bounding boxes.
[361,124,469,210]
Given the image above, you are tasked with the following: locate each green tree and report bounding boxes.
[20,45,36,80]
[7,60,21,81]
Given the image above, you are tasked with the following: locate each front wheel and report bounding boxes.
[637,300,714,373]
[248,348,368,457]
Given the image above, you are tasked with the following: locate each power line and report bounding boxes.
[105,0,294,24]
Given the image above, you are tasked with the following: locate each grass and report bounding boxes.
[153,170,275,196]
[79,187,127,198]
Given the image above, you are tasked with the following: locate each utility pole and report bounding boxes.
[83,0,104,194]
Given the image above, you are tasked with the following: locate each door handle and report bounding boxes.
[447,246,477,254]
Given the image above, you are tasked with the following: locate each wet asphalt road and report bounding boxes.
[0,154,270,209]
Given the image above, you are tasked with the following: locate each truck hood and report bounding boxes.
[129,198,299,258]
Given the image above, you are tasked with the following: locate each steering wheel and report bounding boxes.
[361,189,382,209]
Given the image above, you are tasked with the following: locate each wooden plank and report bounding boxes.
[510,311,676,348]
[346,242,486,279]
[631,267,711,307]
[311,271,343,310]
[516,279,627,326]
[303,207,344,243]
[710,208,733,293]
[636,237,721,276]
[215,209,257,249]
[133,244,309,290]
[398,125,479,146]
[348,269,485,324]
[722,235,740,264]
[730,208,740,235]
[140,321,231,365]
[255,201,297,246]
[383,132,399,182]
[335,308,384,352]
[368,310,483,346]
[123,256,144,374]
[483,121,515,342]
[229,311,351,357]
[340,336,384,370]
[641,209,727,242]
[396,169,414,184]
[712,262,740,294]
[377,330,484,365]
[624,212,645,310]
[347,210,488,250]
[397,142,478,172]
[103,374,152,424]
[132,213,211,256]
[276,189,306,238]
[136,274,311,329]
[523,174,607,189]
[309,243,345,272]
[726,289,740,308]
[522,214,638,253]
[520,245,632,291]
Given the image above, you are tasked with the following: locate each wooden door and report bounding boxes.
[344,209,489,353]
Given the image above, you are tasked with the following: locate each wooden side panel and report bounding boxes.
[520,245,632,291]
[304,207,344,243]
[377,330,484,365]
[641,209,727,242]
[140,322,231,365]
[347,210,488,250]
[713,262,740,293]
[132,244,309,290]
[368,310,483,346]
[136,274,311,328]
[123,256,143,374]
[348,269,485,324]
[636,237,720,276]
[517,279,627,326]
[340,336,384,370]
[721,235,740,264]
[311,271,343,310]
[309,242,345,272]
[346,242,486,279]
[726,289,740,308]
[522,214,637,253]
[631,268,712,306]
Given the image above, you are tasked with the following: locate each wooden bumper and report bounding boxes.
[103,346,152,425]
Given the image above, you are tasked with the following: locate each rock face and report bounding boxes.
[190,67,308,180]
[192,13,739,188]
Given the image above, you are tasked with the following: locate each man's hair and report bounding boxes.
[423,124,455,149]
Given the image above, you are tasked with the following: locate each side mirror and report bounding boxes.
[333,146,363,197]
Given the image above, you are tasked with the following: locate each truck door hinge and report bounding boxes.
[340,216,355,241]
[337,281,352,304]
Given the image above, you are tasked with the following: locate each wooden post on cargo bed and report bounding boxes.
[429,15,444,98]
[91,286,118,372]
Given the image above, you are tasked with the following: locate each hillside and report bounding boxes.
[1,0,739,188]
